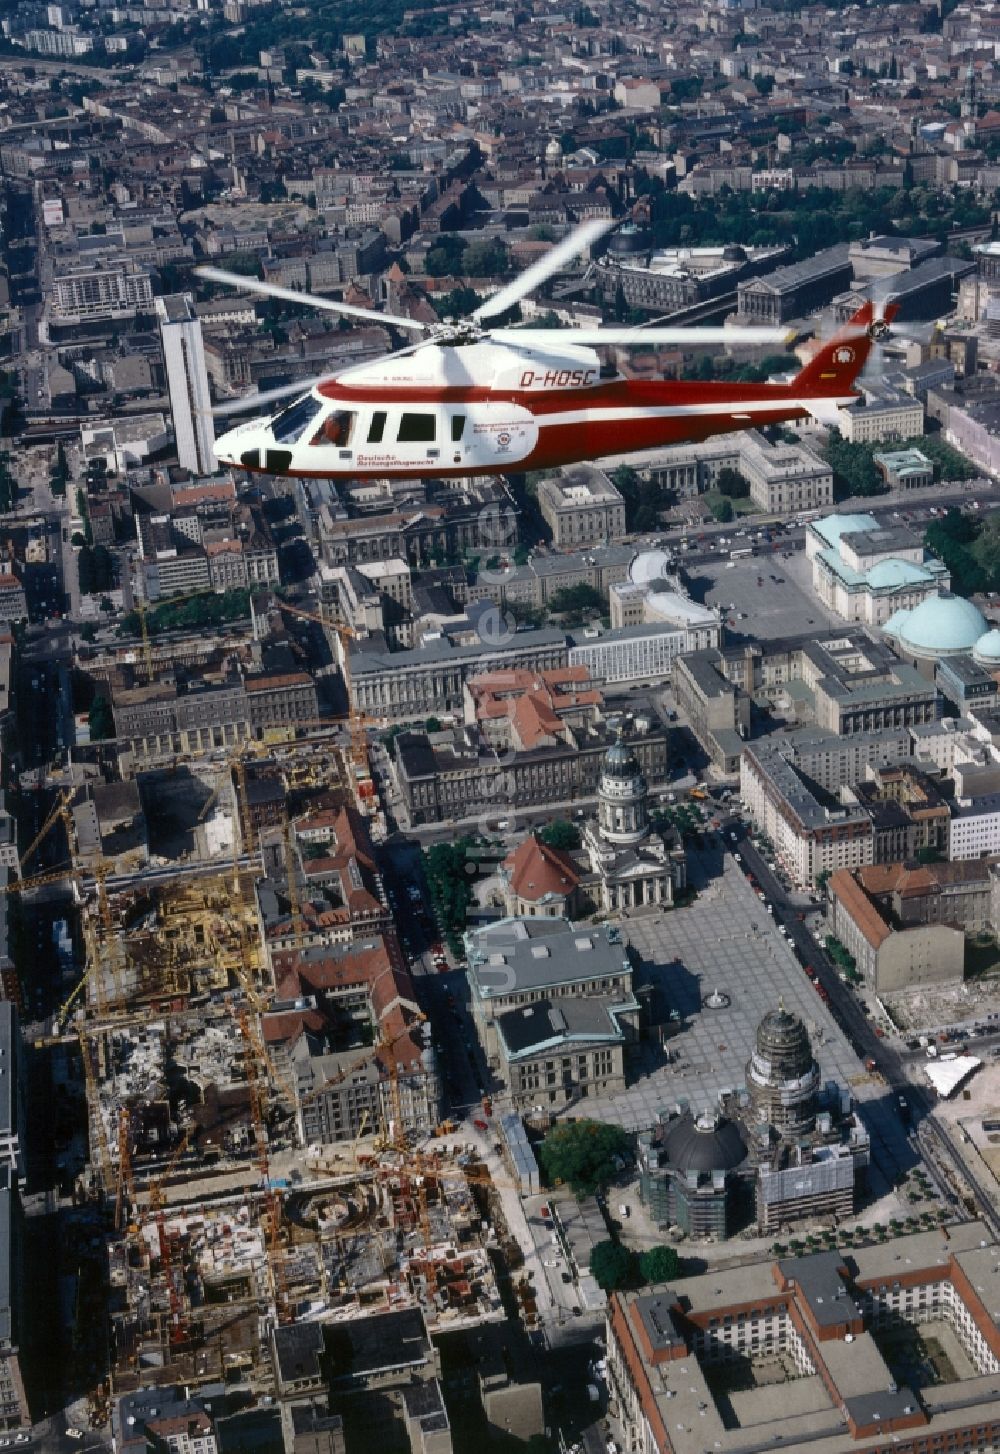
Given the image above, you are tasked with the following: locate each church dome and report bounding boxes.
[746,1004,819,1139]
[662,1111,746,1175]
[753,1006,814,1081]
[973,627,1000,665]
[894,593,988,659]
[603,734,642,780]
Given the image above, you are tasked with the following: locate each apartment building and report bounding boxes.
[826,868,964,991]
[740,743,874,886]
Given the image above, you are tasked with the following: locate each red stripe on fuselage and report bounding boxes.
[318,377,853,413]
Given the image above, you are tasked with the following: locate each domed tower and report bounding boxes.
[598,732,649,847]
[746,1004,820,1139]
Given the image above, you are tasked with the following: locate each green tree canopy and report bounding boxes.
[539,1120,631,1196]
[716,467,749,499]
[423,838,476,955]
[638,1244,680,1283]
[539,819,581,851]
[88,695,114,741]
[710,496,734,523]
[590,1239,633,1291]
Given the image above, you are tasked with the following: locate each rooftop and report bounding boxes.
[465,916,629,1000]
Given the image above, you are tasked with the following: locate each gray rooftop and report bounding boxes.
[497,995,634,1058]
[351,626,566,676]
[466,917,630,1000]
[740,244,849,296]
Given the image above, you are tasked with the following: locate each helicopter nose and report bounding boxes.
[213,420,270,470]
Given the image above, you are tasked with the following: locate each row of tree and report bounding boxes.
[422,839,477,955]
[120,589,250,637]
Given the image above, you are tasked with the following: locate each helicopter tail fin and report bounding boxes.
[792,300,899,402]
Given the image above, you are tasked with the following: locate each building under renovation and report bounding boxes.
[637,1005,870,1236]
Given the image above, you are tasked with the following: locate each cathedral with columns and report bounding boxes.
[583,733,687,912]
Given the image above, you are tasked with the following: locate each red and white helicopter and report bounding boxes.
[197,219,897,481]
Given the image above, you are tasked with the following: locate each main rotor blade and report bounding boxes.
[195,266,429,333]
[472,218,614,323]
[208,374,333,419]
[491,325,796,348]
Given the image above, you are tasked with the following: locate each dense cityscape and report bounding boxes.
[2,0,1000,1450]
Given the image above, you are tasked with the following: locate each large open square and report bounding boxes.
[685,549,841,642]
[581,855,915,1191]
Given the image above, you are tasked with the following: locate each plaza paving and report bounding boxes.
[581,859,859,1131]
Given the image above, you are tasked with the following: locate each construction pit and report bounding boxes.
[107,1158,506,1396]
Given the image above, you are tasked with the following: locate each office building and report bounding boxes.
[0,1007,24,1184]
[156,293,218,477]
[0,1170,26,1433]
[347,627,568,723]
[537,463,626,548]
[737,245,851,324]
[393,711,667,826]
[838,392,925,443]
[51,262,153,323]
[674,649,751,773]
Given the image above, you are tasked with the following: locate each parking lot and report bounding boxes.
[688,551,842,641]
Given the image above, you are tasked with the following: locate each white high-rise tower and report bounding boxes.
[156,293,217,476]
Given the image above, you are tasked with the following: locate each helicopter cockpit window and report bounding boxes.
[397,412,436,444]
[271,394,325,445]
[451,415,466,442]
[310,410,356,448]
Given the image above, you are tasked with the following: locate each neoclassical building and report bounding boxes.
[583,735,687,911]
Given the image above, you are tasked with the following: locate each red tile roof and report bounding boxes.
[503,834,581,903]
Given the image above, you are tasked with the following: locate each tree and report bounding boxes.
[716,467,749,499]
[425,717,442,732]
[88,695,114,741]
[638,1244,680,1283]
[916,845,943,864]
[80,622,97,643]
[547,583,605,621]
[710,496,734,523]
[423,839,477,954]
[539,819,581,851]
[438,285,483,319]
[538,1120,631,1196]
[590,1240,633,1292]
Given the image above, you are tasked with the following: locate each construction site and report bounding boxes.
[105,1148,507,1395]
[9,597,525,1429]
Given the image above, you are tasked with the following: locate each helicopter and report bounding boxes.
[197,219,900,482]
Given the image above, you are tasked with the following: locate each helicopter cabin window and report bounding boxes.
[310,410,356,448]
[451,415,466,442]
[397,412,436,444]
[271,394,325,445]
[367,411,387,444]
